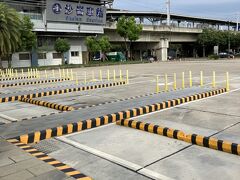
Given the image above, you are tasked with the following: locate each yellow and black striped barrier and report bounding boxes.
[20,98,75,111]
[0,76,37,81]
[117,119,240,156]
[7,139,92,180]
[0,81,126,103]
[0,78,70,88]
[12,88,226,144]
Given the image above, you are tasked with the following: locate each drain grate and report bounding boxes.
[32,139,60,154]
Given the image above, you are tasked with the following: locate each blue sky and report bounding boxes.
[113,0,239,21]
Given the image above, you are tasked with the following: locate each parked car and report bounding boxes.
[106,52,126,62]
[219,52,234,59]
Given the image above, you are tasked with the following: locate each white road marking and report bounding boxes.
[0,113,18,122]
[57,136,173,180]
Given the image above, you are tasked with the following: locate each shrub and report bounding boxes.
[208,54,219,60]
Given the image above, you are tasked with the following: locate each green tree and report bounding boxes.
[99,36,111,61]
[54,38,70,65]
[19,16,37,52]
[116,16,142,59]
[85,36,111,61]
[0,3,21,68]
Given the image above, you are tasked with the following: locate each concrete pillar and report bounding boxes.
[156,39,169,61]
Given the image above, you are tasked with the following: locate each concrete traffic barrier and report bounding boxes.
[20,97,75,111]
[12,88,226,144]
[117,119,240,156]
[7,139,92,180]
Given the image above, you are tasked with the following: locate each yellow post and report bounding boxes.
[84,71,87,84]
[59,69,62,79]
[15,70,18,78]
[66,69,69,79]
[182,72,185,89]
[33,69,36,78]
[45,70,48,79]
[126,70,129,84]
[92,71,95,81]
[165,74,168,92]
[212,71,216,88]
[21,69,24,77]
[75,72,78,85]
[27,69,30,78]
[156,75,160,93]
[113,69,116,82]
[62,69,65,79]
[30,69,33,78]
[226,72,230,92]
[189,71,192,87]
[52,70,55,78]
[173,73,177,90]
[12,69,14,77]
[70,69,73,80]
[119,70,122,81]
[107,69,110,81]
[200,71,203,87]
[99,70,103,81]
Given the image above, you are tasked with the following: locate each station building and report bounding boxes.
[1,0,112,68]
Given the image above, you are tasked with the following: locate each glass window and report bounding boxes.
[53,53,62,59]
[71,51,79,57]
[19,53,30,60]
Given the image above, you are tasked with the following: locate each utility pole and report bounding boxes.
[237,13,239,31]
[166,0,170,26]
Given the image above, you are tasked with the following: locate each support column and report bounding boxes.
[156,39,169,61]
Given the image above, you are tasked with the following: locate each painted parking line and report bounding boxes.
[57,136,173,180]
[117,119,240,156]
[10,88,226,144]
[7,139,92,180]
[19,98,75,111]
[0,81,126,103]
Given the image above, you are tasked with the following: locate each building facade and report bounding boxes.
[1,0,112,68]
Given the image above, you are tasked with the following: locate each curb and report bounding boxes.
[0,78,70,88]
[11,88,226,144]
[0,81,126,103]
[0,76,37,81]
[20,98,75,111]
[7,139,92,180]
[117,119,240,156]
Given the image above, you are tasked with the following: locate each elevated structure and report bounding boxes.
[105,10,238,61]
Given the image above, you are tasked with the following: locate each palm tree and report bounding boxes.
[0,3,21,68]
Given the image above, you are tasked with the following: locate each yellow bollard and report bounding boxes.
[226,72,230,92]
[45,70,48,79]
[126,70,129,84]
[30,69,33,78]
[107,69,110,81]
[165,74,168,92]
[11,69,14,77]
[212,71,216,88]
[84,71,87,84]
[66,69,69,79]
[113,69,116,82]
[21,69,24,77]
[99,70,103,81]
[70,69,73,80]
[200,71,203,87]
[59,69,62,79]
[62,69,65,79]
[75,72,78,85]
[92,71,95,81]
[119,70,122,81]
[33,69,36,78]
[156,75,160,93]
[27,69,30,78]
[173,73,177,90]
[52,70,55,78]
[189,71,192,87]
[15,70,18,78]
[182,72,185,89]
